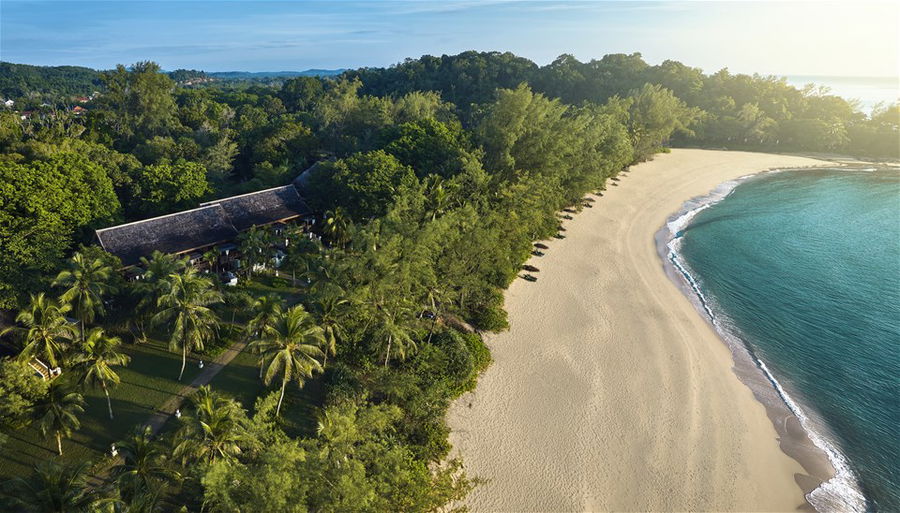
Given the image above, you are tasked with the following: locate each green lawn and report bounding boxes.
[208,345,324,437]
[0,340,204,479]
[244,274,305,304]
[0,275,319,480]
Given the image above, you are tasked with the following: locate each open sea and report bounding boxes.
[666,167,900,512]
[783,75,899,116]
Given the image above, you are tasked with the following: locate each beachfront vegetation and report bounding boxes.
[0,51,895,511]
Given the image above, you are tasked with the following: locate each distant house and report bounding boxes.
[95,185,315,271]
[2,99,13,108]
[20,110,34,120]
[76,96,90,103]
[72,105,87,115]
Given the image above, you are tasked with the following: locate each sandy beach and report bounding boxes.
[447,149,834,512]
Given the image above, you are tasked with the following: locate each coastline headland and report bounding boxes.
[447,148,834,512]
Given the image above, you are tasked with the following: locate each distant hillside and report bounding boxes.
[0,62,103,99]
[0,63,347,99]
[207,69,346,79]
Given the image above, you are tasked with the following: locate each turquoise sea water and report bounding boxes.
[672,168,900,512]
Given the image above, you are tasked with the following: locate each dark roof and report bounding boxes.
[293,162,322,193]
[96,205,239,267]
[201,185,311,232]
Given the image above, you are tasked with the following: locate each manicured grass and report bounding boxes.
[242,274,305,306]
[0,340,204,479]
[208,345,324,437]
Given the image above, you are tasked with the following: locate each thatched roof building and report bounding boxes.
[96,185,314,267]
[96,205,239,267]
[200,185,311,231]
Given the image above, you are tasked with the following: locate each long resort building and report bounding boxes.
[95,184,315,272]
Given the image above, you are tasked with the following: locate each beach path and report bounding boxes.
[448,149,831,512]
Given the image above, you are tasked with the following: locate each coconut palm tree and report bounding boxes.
[106,490,163,513]
[138,252,187,291]
[173,386,246,466]
[323,207,352,248]
[246,295,283,378]
[423,175,452,221]
[237,226,273,276]
[249,306,325,416]
[133,251,187,341]
[202,248,220,274]
[420,282,448,344]
[288,250,320,287]
[246,295,283,338]
[112,425,180,502]
[153,268,222,381]
[53,252,117,340]
[374,304,417,368]
[35,383,85,456]
[15,293,76,368]
[310,290,348,367]
[0,461,100,512]
[74,328,131,419]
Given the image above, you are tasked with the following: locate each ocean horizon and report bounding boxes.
[667,166,900,512]
[783,75,899,116]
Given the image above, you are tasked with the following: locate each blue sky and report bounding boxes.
[1,1,897,76]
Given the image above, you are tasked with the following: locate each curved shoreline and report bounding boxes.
[448,149,838,512]
[658,168,868,513]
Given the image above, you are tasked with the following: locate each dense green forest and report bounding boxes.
[347,51,899,156]
[0,62,344,107]
[0,62,103,101]
[0,52,896,512]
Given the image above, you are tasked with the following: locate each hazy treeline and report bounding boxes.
[0,62,343,107]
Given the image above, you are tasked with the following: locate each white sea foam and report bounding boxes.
[759,360,868,513]
[660,168,869,513]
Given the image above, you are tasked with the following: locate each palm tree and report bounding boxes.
[246,295,283,338]
[153,268,222,381]
[249,306,325,416]
[53,252,117,340]
[202,248,220,274]
[420,282,448,344]
[133,251,187,341]
[324,207,352,248]
[36,383,85,456]
[74,328,131,419]
[15,293,76,368]
[374,304,417,368]
[288,250,320,287]
[105,490,163,513]
[246,295,283,378]
[423,175,452,221]
[173,386,246,465]
[0,461,100,512]
[310,290,348,367]
[112,426,180,502]
[237,226,273,276]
